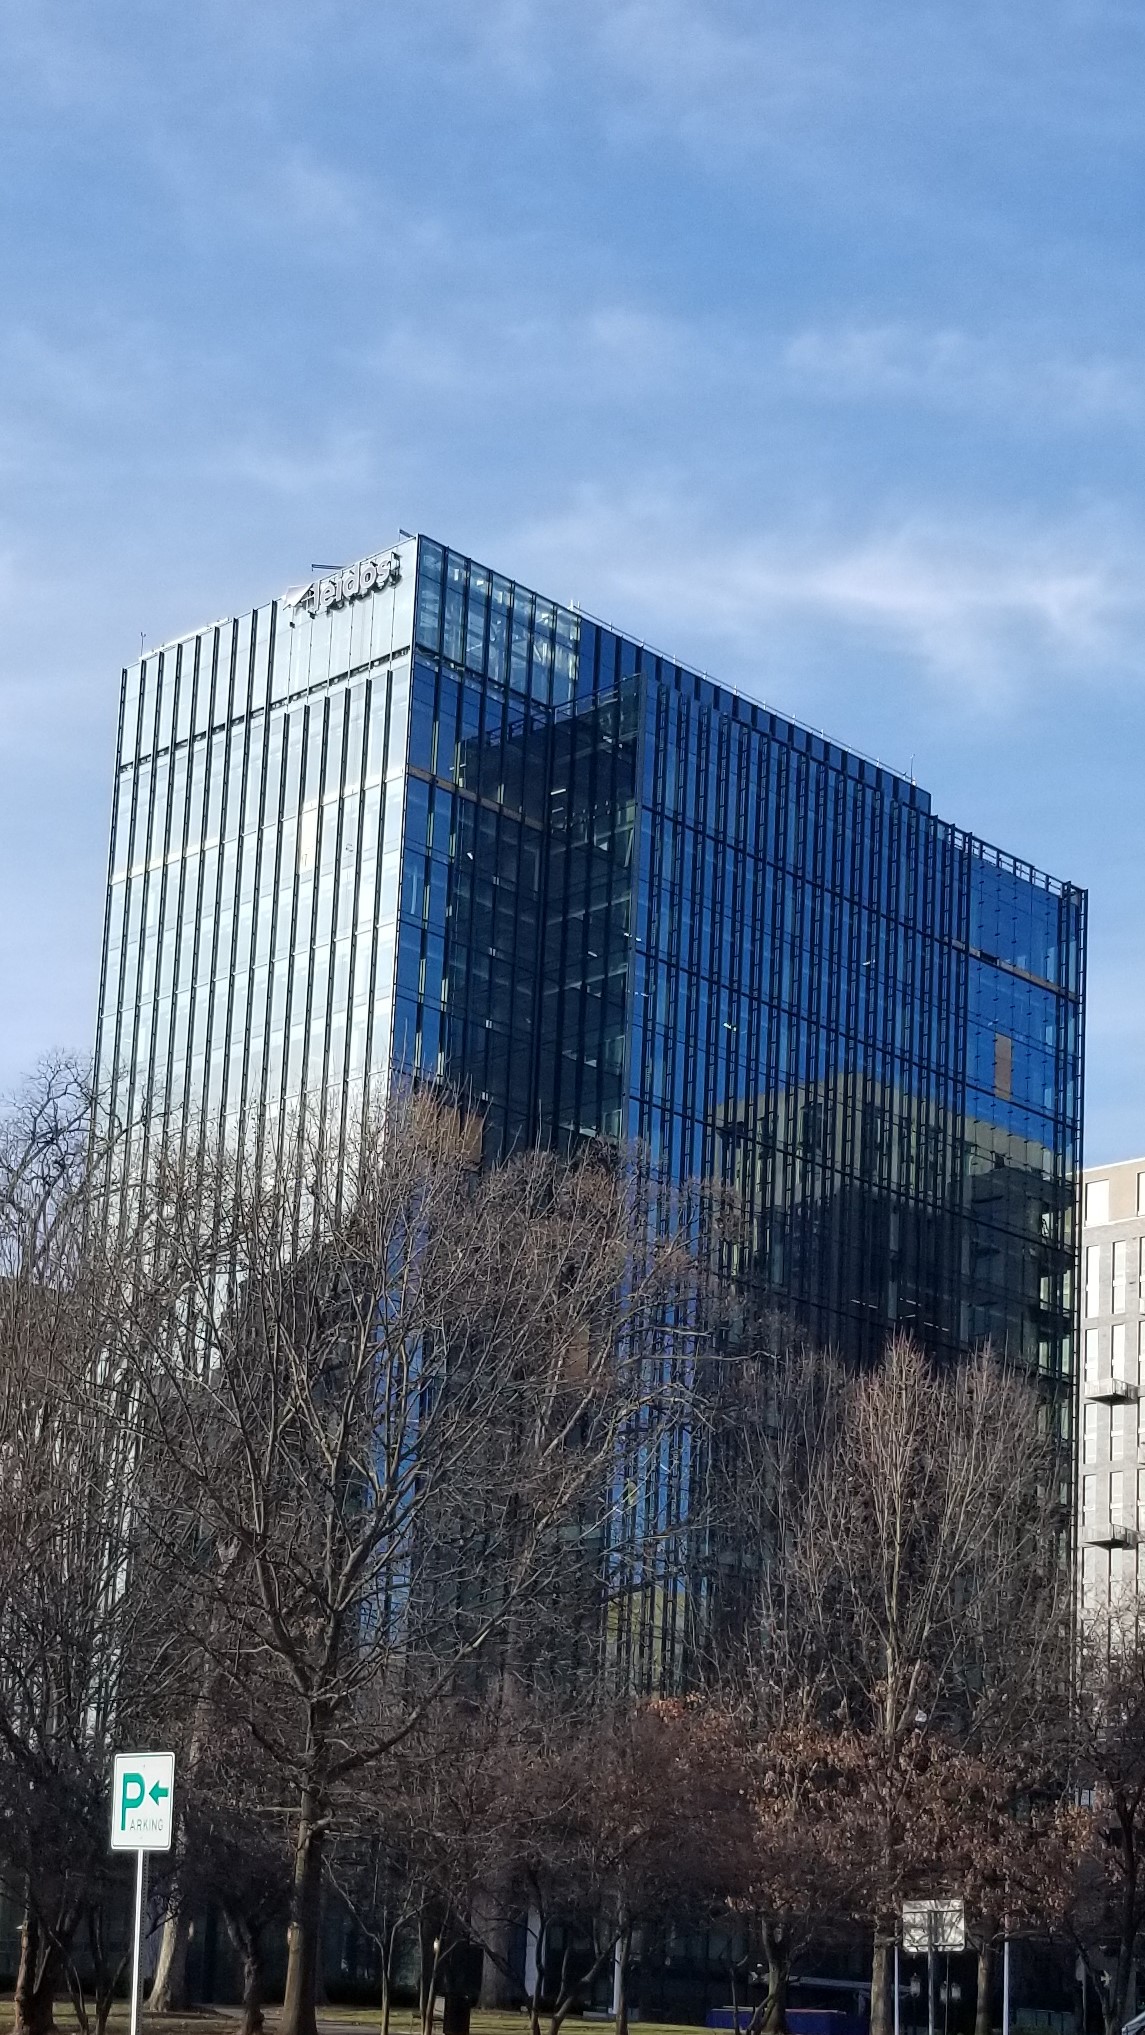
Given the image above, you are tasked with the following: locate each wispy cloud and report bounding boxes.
[785,323,1145,425]
[367,300,693,403]
[202,427,378,499]
[501,488,1145,711]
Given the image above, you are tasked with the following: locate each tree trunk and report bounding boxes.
[760,1920,789,2035]
[86,1907,128,2035]
[239,1942,265,2035]
[526,1907,544,2035]
[549,1933,618,2035]
[381,1950,393,2035]
[473,1879,517,2009]
[149,1908,191,2015]
[1111,1833,1140,2035]
[871,1931,892,2035]
[975,1937,994,2035]
[280,1787,326,2035]
[12,1911,64,2035]
[221,1913,265,2035]
[728,1954,742,2035]
[615,1921,633,2035]
[419,1907,445,2035]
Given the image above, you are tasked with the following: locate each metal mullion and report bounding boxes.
[236,607,280,1132]
[335,674,375,1160]
[270,706,305,1133]
[126,650,171,1177]
[296,699,333,1114]
[217,613,260,1125]
[174,636,214,1156]
[361,667,396,1092]
[95,669,131,1199]
[147,643,189,1132]
[197,623,237,1123]
[156,643,198,1127]
[313,690,351,1120]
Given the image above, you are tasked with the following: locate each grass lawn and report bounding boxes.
[38,2009,703,2035]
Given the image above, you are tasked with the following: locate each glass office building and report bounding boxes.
[96,533,1085,1681]
[97,531,1085,1378]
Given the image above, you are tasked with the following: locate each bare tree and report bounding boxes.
[109,1087,696,2035]
[174,1711,294,2035]
[499,1692,738,2035]
[728,1718,874,2035]
[0,1064,187,2035]
[1057,1608,1145,2035]
[327,1685,527,2035]
[750,1335,1067,2035]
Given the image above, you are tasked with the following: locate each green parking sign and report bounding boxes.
[110,1751,175,1852]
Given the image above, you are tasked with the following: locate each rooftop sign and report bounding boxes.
[285,548,402,619]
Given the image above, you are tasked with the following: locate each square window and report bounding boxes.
[1086,1178,1110,1226]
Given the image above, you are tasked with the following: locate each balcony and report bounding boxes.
[1084,1374,1140,1405]
[1082,1522,1140,1549]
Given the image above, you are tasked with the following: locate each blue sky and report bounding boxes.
[2,0,1143,1160]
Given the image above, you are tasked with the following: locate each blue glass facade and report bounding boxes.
[401,538,1084,1376]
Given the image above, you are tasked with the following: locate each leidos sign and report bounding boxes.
[287,547,402,619]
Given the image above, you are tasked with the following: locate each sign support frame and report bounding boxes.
[128,1848,146,2035]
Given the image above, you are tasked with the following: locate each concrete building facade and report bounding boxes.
[1079,1158,1145,1613]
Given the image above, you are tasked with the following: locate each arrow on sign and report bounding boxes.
[149,1780,169,1804]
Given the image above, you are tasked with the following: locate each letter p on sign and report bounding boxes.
[110,1752,175,1852]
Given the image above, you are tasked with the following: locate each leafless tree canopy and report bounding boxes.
[0,1062,1110,2035]
[97,1086,699,2035]
[0,1063,186,2035]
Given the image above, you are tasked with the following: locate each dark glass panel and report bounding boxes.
[442,553,466,665]
[415,541,443,653]
[465,564,489,673]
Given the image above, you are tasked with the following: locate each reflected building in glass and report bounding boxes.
[97,531,1085,1647]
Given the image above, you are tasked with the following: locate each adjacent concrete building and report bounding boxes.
[1079,1158,1145,1613]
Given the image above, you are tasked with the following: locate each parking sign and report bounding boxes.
[110,1752,175,1852]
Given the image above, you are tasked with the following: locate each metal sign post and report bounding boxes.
[901,1899,966,2035]
[894,1942,901,2035]
[110,1753,176,2035]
